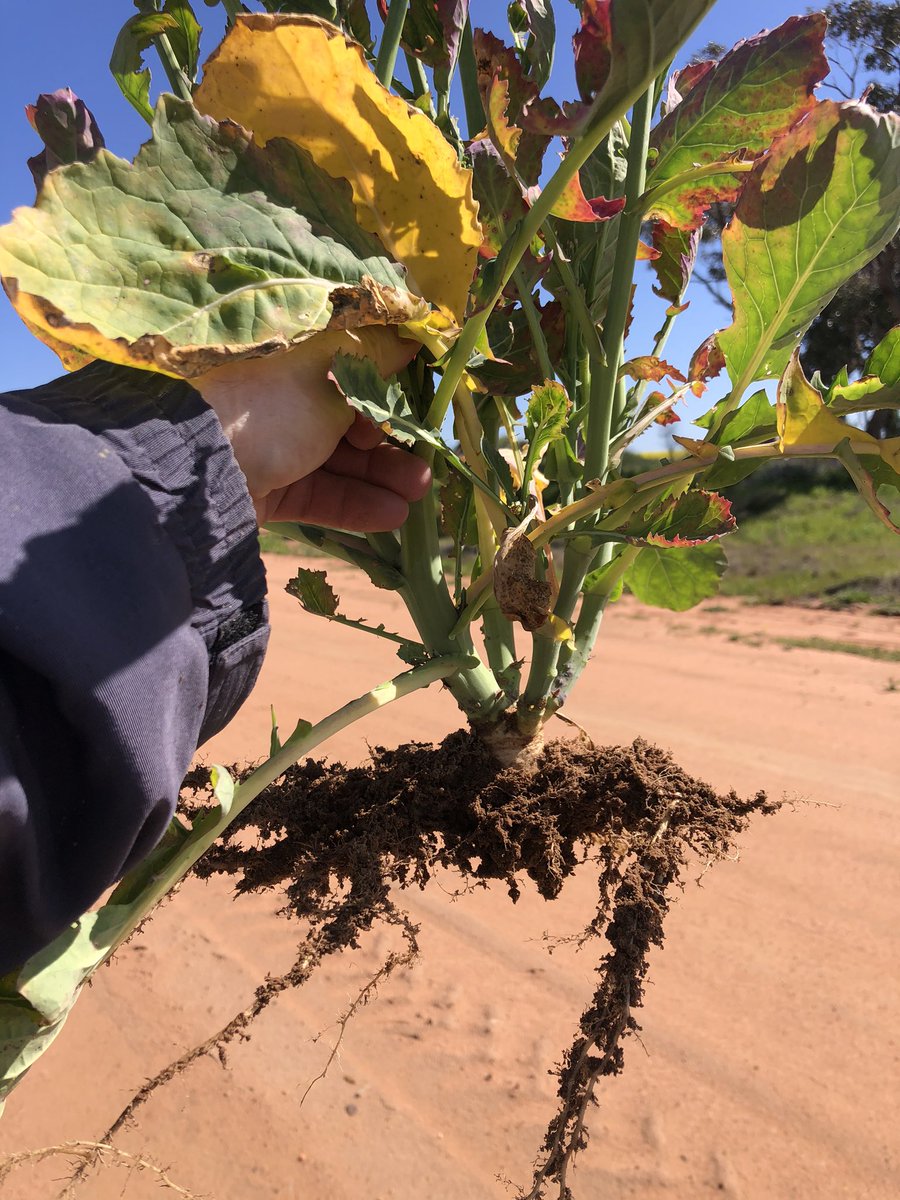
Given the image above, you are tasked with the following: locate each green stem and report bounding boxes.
[400,451,504,720]
[459,19,484,139]
[153,31,193,102]
[583,86,655,483]
[220,0,242,23]
[519,538,597,719]
[514,267,555,381]
[405,52,434,113]
[366,531,402,566]
[550,548,640,712]
[544,225,607,369]
[104,656,477,961]
[425,101,644,431]
[375,0,408,88]
[482,599,519,685]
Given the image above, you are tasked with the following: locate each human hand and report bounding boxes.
[192,330,430,530]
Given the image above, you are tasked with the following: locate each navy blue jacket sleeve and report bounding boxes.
[0,360,269,973]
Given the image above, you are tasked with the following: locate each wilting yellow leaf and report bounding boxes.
[18,308,94,373]
[196,14,481,321]
[672,435,718,460]
[777,350,876,452]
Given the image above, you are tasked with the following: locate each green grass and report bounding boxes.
[721,486,900,611]
[774,636,900,662]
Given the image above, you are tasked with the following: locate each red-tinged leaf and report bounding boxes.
[613,489,736,547]
[718,102,900,394]
[662,60,715,115]
[469,136,528,257]
[521,96,590,137]
[573,0,612,102]
[530,174,624,223]
[646,15,829,230]
[620,356,686,384]
[689,333,726,383]
[637,240,660,261]
[649,221,700,305]
[470,298,565,396]
[655,407,681,426]
[473,28,550,185]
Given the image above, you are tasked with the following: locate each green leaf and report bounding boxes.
[646,15,828,229]
[582,547,634,602]
[576,0,719,129]
[162,0,202,82]
[329,353,512,513]
[697,391,778,488]
[827,326,900,414]
[867,325,900,385]
[717,101,900,408]
[510,0,555,90]
[110,12,181,123]
[625,543,727,611]
[522,380,570,490]
[287,566,339,616]
[0,96,423,376]
[286,567,428,651]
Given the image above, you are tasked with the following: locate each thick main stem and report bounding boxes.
[400,451,504,721]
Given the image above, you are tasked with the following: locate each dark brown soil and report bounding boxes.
[186,731,776,1200]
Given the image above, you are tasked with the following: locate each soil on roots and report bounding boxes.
[188,732,777,1199]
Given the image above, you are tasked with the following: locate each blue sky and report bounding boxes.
[0,0,842,442]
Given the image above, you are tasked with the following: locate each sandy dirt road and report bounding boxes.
[1,555,898,1200]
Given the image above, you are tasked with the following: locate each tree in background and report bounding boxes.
[692,2,899,435]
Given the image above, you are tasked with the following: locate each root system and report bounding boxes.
[182,731,778,1199]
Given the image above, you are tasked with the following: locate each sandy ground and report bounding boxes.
[1,554,898,1200]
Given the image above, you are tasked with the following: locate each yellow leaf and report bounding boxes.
[777,350,877,452]
[18,307,94,373]
[195,14,481,321]
[672,435,718,460]
[486,75,521,162]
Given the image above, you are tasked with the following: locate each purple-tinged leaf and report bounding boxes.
[649,221,700,304]
[473,27,555,184]
[646,15,829,230]
[26,89,105,190]
[384,0,468,75]
[661,61,715,116]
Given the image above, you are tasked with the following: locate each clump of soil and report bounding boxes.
[187,731,777,1199]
